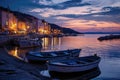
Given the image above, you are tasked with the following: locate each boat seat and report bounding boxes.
[50,53,57,56]
[64,52,69,55]
[31,53,43,57]
[61,61,77,65]
[36,54,43,56]
[52,62,67,65]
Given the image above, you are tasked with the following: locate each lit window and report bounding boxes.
[6,21,8,25]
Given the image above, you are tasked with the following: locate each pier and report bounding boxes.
[98,34,120,41]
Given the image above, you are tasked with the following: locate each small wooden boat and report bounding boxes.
[48,55,101,73]
[48,67,101,80]
[26,49,81,62]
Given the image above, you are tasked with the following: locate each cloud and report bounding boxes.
[81,0,120,7]
[33,0,91,9]
[0,0,120,32]
[56,7,120,23]
[37,0,71,5]
[52,0,91,9]
[5,0,91,10]
[62,19,120,32]
[30,6,103,17]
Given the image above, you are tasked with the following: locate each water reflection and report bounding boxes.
[42,37,62,51]
[8,47,28,61]
[40,67,101,80]
[7,34,120,79]
[7,34,120,60]
[7,37,63,61]
[8,47,20,59]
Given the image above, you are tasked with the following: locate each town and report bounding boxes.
[0,0,120,80]
[0,6,80,47]
[0,7,62,36]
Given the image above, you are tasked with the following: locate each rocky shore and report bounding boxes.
[0,47,50,80]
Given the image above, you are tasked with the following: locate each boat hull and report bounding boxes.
[26,49,81,63]
[48,56,101,73]
[49,67,101,79]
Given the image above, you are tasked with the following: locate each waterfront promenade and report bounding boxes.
[0,47,50,80]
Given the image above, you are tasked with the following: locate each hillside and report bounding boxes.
[49,23,81,34]
[0,6,81,35]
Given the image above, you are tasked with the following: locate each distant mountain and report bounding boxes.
[49,23,82,34]
[84,32,120,34]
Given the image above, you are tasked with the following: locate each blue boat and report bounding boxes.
[26,49,81,63]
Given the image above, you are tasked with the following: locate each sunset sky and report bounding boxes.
[0,0,120,32]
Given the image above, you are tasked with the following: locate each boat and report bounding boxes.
[46,67,101,80]
[47,55,101,73]
[13,37,42,48]
[26,49,81,63]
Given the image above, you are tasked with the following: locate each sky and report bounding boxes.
[0,0,120,32]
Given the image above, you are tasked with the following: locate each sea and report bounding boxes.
[7,34,120,80]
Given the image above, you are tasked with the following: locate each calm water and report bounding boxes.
[8,34,120,80]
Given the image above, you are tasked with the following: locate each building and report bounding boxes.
[14,12,28,34]
[0,8,2,31]
[0,7,17,33]
[0,7,59,35]
[0,7,10,31]
[38,19,51,35]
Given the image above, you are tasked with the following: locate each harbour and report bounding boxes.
[5,34,120,80]
[0,0,120,79]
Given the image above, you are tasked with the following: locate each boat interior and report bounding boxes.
[50,56,100,65]
[29,51,70,57]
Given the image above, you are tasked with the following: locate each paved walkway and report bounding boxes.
[0,47,50,80]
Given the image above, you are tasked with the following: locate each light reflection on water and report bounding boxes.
[7,34,120,79]
[41,37,62,50]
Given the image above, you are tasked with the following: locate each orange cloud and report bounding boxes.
[59,19,120,32]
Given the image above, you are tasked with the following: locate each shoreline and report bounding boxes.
[0,47,50,80]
